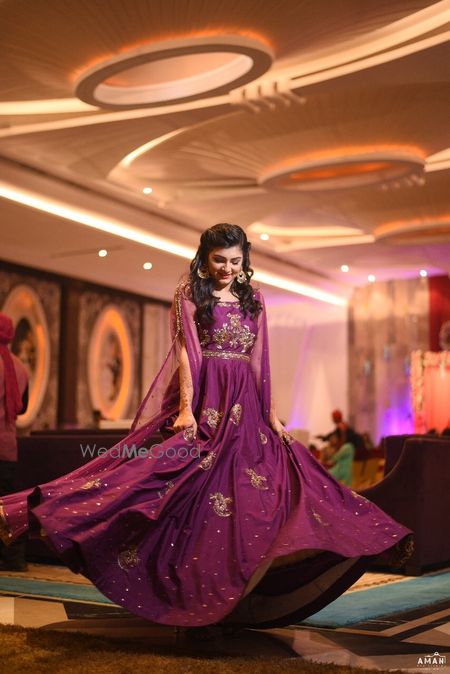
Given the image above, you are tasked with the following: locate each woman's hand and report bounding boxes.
[270,415,294,445]
[173,409,198,439]
[270,415,290,443]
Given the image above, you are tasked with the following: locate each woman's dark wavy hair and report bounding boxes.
[188,223,262,326]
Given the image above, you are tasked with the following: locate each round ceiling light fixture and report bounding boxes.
[75,35,273,109]
[259,150,425,192]
[374,217,450,245]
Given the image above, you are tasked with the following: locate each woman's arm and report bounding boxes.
[178,339,194,413]
[173,335,198,437]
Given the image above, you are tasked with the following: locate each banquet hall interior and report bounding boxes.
[0,1,449,672]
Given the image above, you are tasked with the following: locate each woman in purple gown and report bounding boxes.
[0,224,413,629]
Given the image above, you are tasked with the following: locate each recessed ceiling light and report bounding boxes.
[143,187,153,195]
[368,274,376,283]
[341,264,349,272]
[143,262,153,270]
[260,233,270,241]
[419,269,428,277]
[98,249,107,257]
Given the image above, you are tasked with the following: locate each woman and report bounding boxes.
[0,224,413,629]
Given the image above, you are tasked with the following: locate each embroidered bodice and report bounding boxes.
[197,301,257,356]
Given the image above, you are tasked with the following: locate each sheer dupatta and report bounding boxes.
[131,280,202,434]
[250,289,272,424]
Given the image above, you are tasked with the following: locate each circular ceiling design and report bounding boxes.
[374,217,450,244]
[0,0,438,103]
[259,150,425,191]
[75,35,273,109]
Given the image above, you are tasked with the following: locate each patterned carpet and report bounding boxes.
[1,563,449,671]
[303,571,450,627]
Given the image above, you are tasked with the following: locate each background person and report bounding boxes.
[0,312,29,571]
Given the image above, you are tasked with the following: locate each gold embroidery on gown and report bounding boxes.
[391,534,415,567]
[117,545,140,570]
[245,467,269,490]
[199,451,217,471]
[212,313,256,352]
[311,508,331,527]
[202,350,250,362]
[229,403,242,426]
[259,430,268,445]
[203,407,223,429]
[158,480,175,499]
[183,427,195,442]
[209,492,233,517]
[0,502,13,544]
[81,478,102,490]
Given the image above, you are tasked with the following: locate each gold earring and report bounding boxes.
[197,266,210,279]
[236,270,247,284]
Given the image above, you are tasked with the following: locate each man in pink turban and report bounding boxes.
[0,312,29,571]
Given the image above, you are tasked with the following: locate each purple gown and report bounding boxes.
[0,282,413,628]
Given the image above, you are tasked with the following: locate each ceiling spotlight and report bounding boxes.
[98,249,107,257]
[419,269,428,278]
[341,264,349,273]
[143,186,153,195]
[260,233,270,241]
[368,274,376,283]
[143,262,153,270]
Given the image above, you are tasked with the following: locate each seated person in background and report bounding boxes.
[347,427,369,461]
[323,432,355,487]
[308,443,320,460]
[362,431,374,451]
[441,427,450,437]
[317,409,367,462]
[316,409,352,445]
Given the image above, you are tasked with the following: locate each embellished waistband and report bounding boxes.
[202,350,250,362]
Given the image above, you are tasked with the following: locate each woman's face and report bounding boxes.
[207,245,243,289]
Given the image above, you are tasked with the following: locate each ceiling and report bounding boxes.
[0,0,449,305]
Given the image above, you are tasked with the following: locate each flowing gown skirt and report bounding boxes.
[0,355,413,628]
